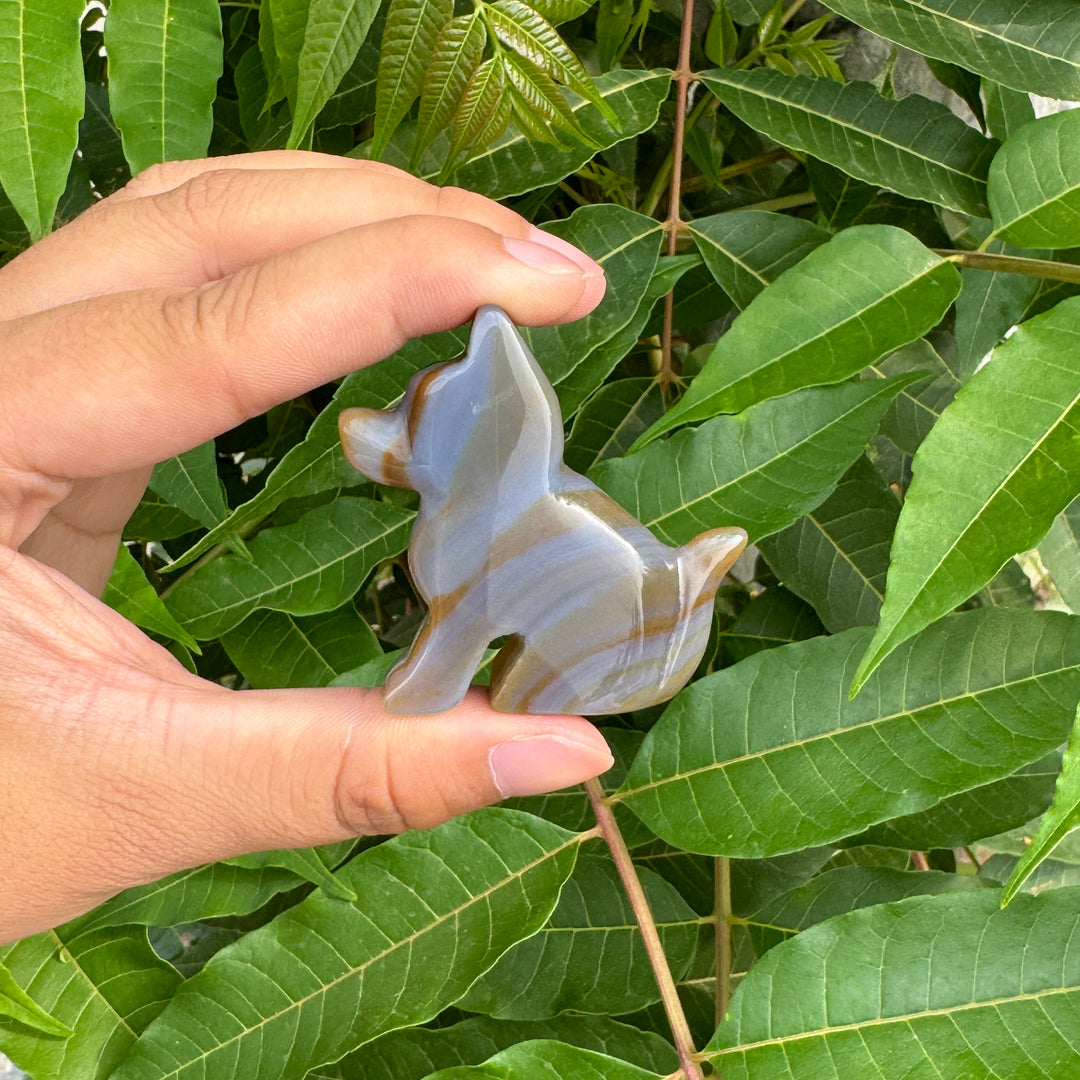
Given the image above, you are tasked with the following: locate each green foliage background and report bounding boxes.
[3,0,1080,1077]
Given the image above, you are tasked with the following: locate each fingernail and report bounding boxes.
[503,236,586,275]
[526,225,605,278]
[489,733,614,798]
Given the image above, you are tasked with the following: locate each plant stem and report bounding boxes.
[714,857,732,1028]
[642,92,713,218]
[586,779,706,1080]
[936,248,1080,284]
[730,189,816,213]
[659,0,698,390]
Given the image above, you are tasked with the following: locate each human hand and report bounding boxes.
[0,151,613,944]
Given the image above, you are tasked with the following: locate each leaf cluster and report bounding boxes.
[5,1,1080,1079]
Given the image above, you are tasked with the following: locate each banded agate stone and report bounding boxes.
[339,306,746,715]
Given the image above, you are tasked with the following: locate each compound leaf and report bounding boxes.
[372,0,452,158]
[110,810,581,1080]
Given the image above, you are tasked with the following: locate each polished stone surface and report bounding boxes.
[340,306,746,715]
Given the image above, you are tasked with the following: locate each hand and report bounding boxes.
[0,151,613,944]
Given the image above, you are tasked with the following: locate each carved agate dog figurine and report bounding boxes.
[339,306,746,715]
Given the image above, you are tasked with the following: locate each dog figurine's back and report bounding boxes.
[339,306,746,715]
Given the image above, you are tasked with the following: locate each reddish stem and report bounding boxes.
[660,0,697,389]
[586,779,705,1080]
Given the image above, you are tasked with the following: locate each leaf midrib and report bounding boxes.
[639,382,898,531]
[616,657,1075,801]
[704,70,989,187]
[706,983,1079,1059]
[177,504,413,627]
[128,831,587,1079]
[901,0,1070,66]
[687,257,947,416]
[874,370,1080,654]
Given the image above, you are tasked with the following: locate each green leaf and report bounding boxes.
[1003,702,1080,903]
[148,440,228,530]
[266,0,310,108]
[67,862,306,934]
[720,586,825,663]
[1042,495,1080,612]
[636,225,959,446]
[123,490,202,543]
[759,457,899,633]
[726,0,773,23]
[924,57,985,130]
[707,888,1080,1077]
[820,0,1080,100]
[110,810,581,1080]
[445,57,510,178]
[457,855,698,1019]
[289,0,383,147]
[484,0,613,119]
[855,750,1061,850]
[321,1015,678,1079]
[983,79,1035,142]
[0,0,83,240]
[223,846,357,902]
[421,1041,661,1080]
[745,866,992,955]
[565,378,665,473]
[524,206,663,403]
[593,375,920,547]
[372,0,451,157]
[952,239,1043,377]
[0,961,72,1038]
[103,545,201,652]
[0,927,181,1080]
[220,605,382,688]
[105,0,223,174]
[989,107,1080,250]
[503,49,595,146]
[528,0,595,24]
[617,609,1080,857]
[705,1,739,66]
[439,68,669,199]
[700,67,998,217]
[688,210,830,310]
[806,157,879,232]
[870,336,961,453]
[411,10,484,165]
[164,496,414,638]
[553,251,693,417]
[852,296,1080,694]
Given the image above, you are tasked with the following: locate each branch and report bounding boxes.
[586,779,706,1080]
[714,857,732,1027]
[936,248,1080,285]
[659,0,697,391]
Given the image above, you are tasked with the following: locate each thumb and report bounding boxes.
[172,684,614,851]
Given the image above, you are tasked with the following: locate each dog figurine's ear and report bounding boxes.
[339,407,412,488]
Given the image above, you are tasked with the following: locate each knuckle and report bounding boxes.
[331,731,462,836]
